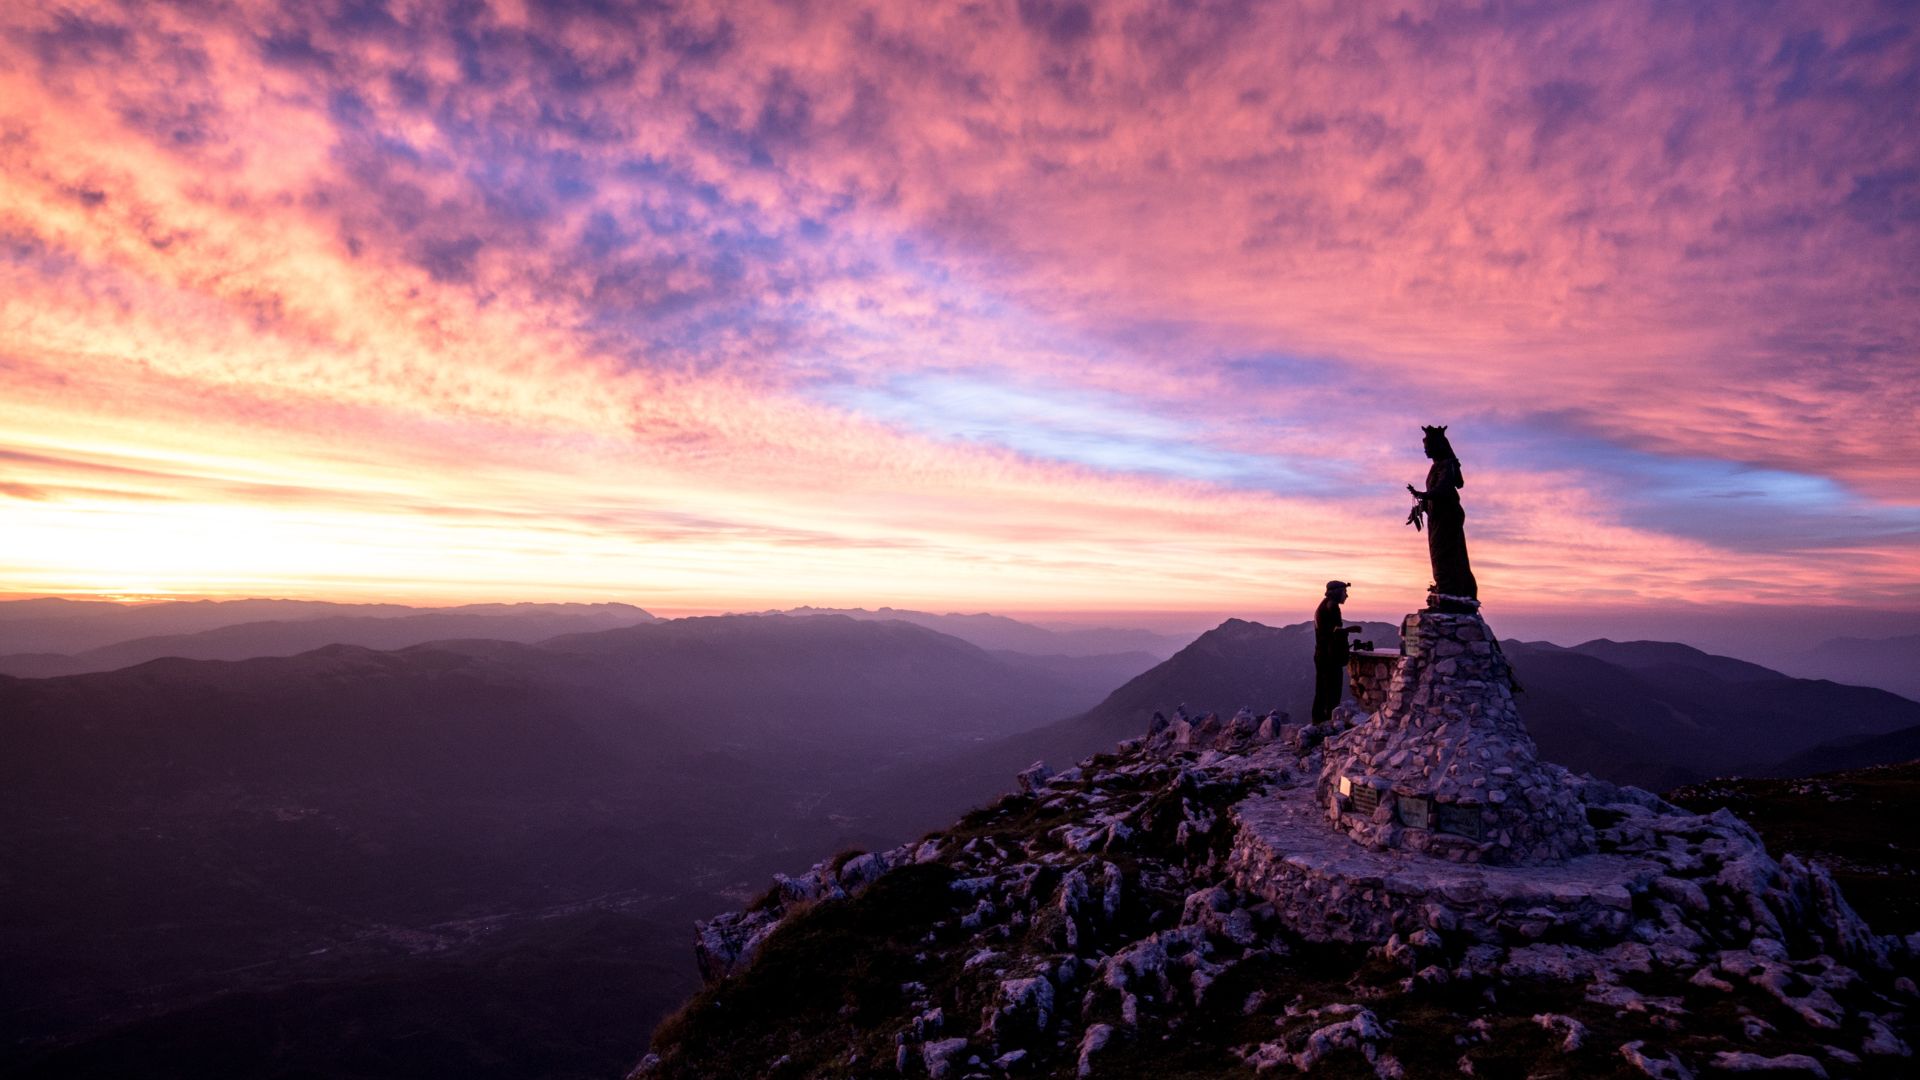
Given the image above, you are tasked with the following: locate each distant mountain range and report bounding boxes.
[1767,633,1920,703]
[1500,637,1920,787]
[0,597,442,653]
[531,614,1145,749]
[0,599,658,675]
[750,605,1194,659]
[0,599,1185,681]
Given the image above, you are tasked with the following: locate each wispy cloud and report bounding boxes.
[0,0,1914,614]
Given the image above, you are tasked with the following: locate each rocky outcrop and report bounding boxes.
[693,846,920,981]
[640,705,1916,1079]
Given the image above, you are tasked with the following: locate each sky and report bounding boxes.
[1,0,1917,638]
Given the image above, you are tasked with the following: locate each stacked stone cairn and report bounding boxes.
[1346,648,1397,711]
[1319,601,1595,865]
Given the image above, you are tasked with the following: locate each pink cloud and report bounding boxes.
[0,0,1913,613]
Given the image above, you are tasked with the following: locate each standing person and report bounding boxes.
[1312,580,1363,725]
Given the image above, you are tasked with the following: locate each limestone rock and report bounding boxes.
[984,974,1054,1043]
[921,1037,969,1079]
[1289,1005,1395,1074]
[1532,1012,1587,1052]
[1707,1050,1828,1076]
[1016,761,1054,793]
[1076,1023,1114,1077]
[1620,1041,1695,1080]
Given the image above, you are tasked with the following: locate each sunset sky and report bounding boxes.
[2,1,1916,634]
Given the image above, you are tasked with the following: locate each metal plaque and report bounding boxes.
[1396,795,1431,830]
[1351,785,1381,816]
[1435,803,1484,840]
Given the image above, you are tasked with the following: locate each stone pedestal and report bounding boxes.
[1318,610,1594,865]
[1228,791,1652,944]
[1346,651,1398,713]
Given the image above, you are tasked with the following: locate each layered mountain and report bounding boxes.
[0,615,1123,1079]
[0,596,427,653]
[1770,634,1920,704]
[0,600,656,676]
[880,621,1920,823]
[535,615,1124,750]
[978,650,1164,709]
[754,606,1194,659]
[1502,637,1920,785]
[1556,637,1787,683]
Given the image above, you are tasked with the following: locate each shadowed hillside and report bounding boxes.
[1772,726,1920,777]
[0,615,1131,1079]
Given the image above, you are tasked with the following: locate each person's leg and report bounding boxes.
[1311,659,1336,724]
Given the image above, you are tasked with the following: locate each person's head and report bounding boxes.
[1421,424,1455,461]
[1326,580,1350,602]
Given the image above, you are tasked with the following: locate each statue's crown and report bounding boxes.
[1422,424,1448,436]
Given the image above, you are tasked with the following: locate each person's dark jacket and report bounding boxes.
[1314,597,1351,664]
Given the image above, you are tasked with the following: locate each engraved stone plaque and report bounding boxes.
[1435,802,1483,840]
[1351,785,1381,816]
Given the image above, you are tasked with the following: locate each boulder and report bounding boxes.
[1016,761,1054,794]
[1076,1023,1114,1077]
[921,1037,968,1079]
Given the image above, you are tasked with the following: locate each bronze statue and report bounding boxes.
[1311,580,1363,724]
[1406,425,1478,605]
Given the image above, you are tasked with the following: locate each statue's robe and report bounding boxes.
[1425,458,1478,600]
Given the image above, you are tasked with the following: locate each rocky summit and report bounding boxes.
[637,609,1917,1079]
